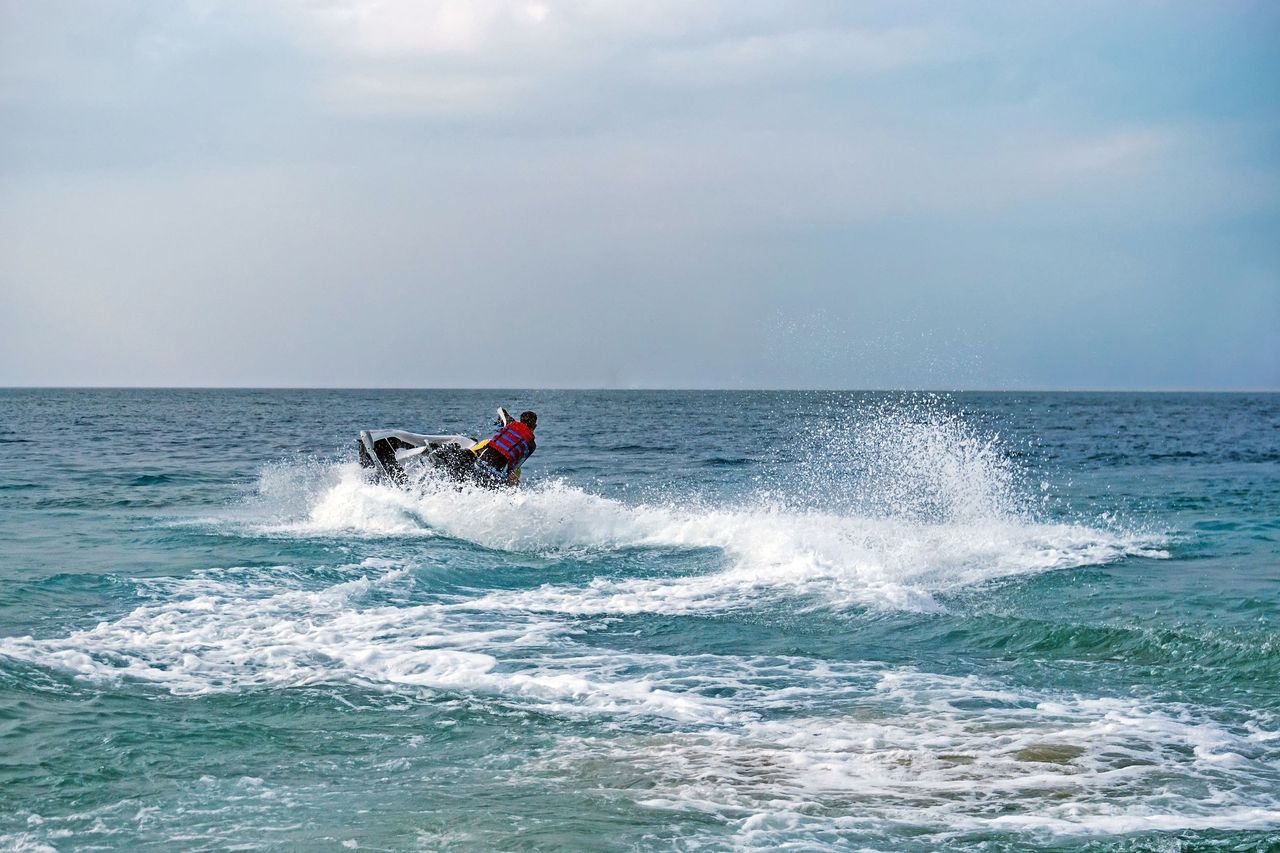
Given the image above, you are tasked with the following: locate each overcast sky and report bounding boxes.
[1,0,1276,389]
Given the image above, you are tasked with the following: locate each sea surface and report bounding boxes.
[0,389,1277,852]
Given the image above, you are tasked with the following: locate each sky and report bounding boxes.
[1,0,1277,389]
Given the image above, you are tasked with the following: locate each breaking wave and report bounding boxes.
[1,399,1171,699]
[2,553,1274,843]
[229,397,1164,615]
[5,390,1277,850]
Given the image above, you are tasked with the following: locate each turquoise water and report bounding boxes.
[0,390,1277,851]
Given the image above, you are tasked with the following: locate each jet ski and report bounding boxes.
[357,408,513,484]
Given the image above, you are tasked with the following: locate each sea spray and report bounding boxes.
[194,399,1167,617]
[223,396,1165,614]
[781,393,1034,522]
[2,389,1272,851]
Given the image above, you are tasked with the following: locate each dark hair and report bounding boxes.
[520,410,537,429]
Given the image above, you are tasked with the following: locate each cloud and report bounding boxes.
[293,0,544,58]
[276,1,974,117]
[645,25,967,87]
[0,0,1275,387]
[324,70,535,116]
[1038,129,1170,178]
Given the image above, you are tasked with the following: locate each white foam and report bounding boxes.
[239,464,1165,615]
[224,396,1168,616]
[3,557,1275,842]
[8,402,1241,845]
[464,507,1163,616]
[543,665,1280,842]
[0,834,58,853]
[0,560,736,721]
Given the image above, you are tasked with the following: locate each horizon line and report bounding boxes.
[2,385,1277,394]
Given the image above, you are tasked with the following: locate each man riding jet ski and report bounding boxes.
[471,409,537,487]
[357,408,537,488]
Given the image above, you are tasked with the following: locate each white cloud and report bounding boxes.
[280,1,972,116]
[645,25,967,87]
[1038,129,1170,178]
[1,0,1275,387]
[325,70,534,116]
[295,0,523,58]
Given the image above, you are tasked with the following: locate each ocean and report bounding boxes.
[0,389,1276,851]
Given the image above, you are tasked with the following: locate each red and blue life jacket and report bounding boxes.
[487,421,535,467]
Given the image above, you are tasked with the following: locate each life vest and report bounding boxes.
[486,421,535,466]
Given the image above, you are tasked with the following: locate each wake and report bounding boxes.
[234,396,1166,614]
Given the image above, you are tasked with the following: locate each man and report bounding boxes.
[471,409,537,488]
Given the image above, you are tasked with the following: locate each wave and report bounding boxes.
[547,669,1280,843]
[1,394,1270,848]
[3,559,1273,841]
[232,455,1165,615]
[0,558,734,722]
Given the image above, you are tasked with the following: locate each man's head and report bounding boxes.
[520,410,537,430]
